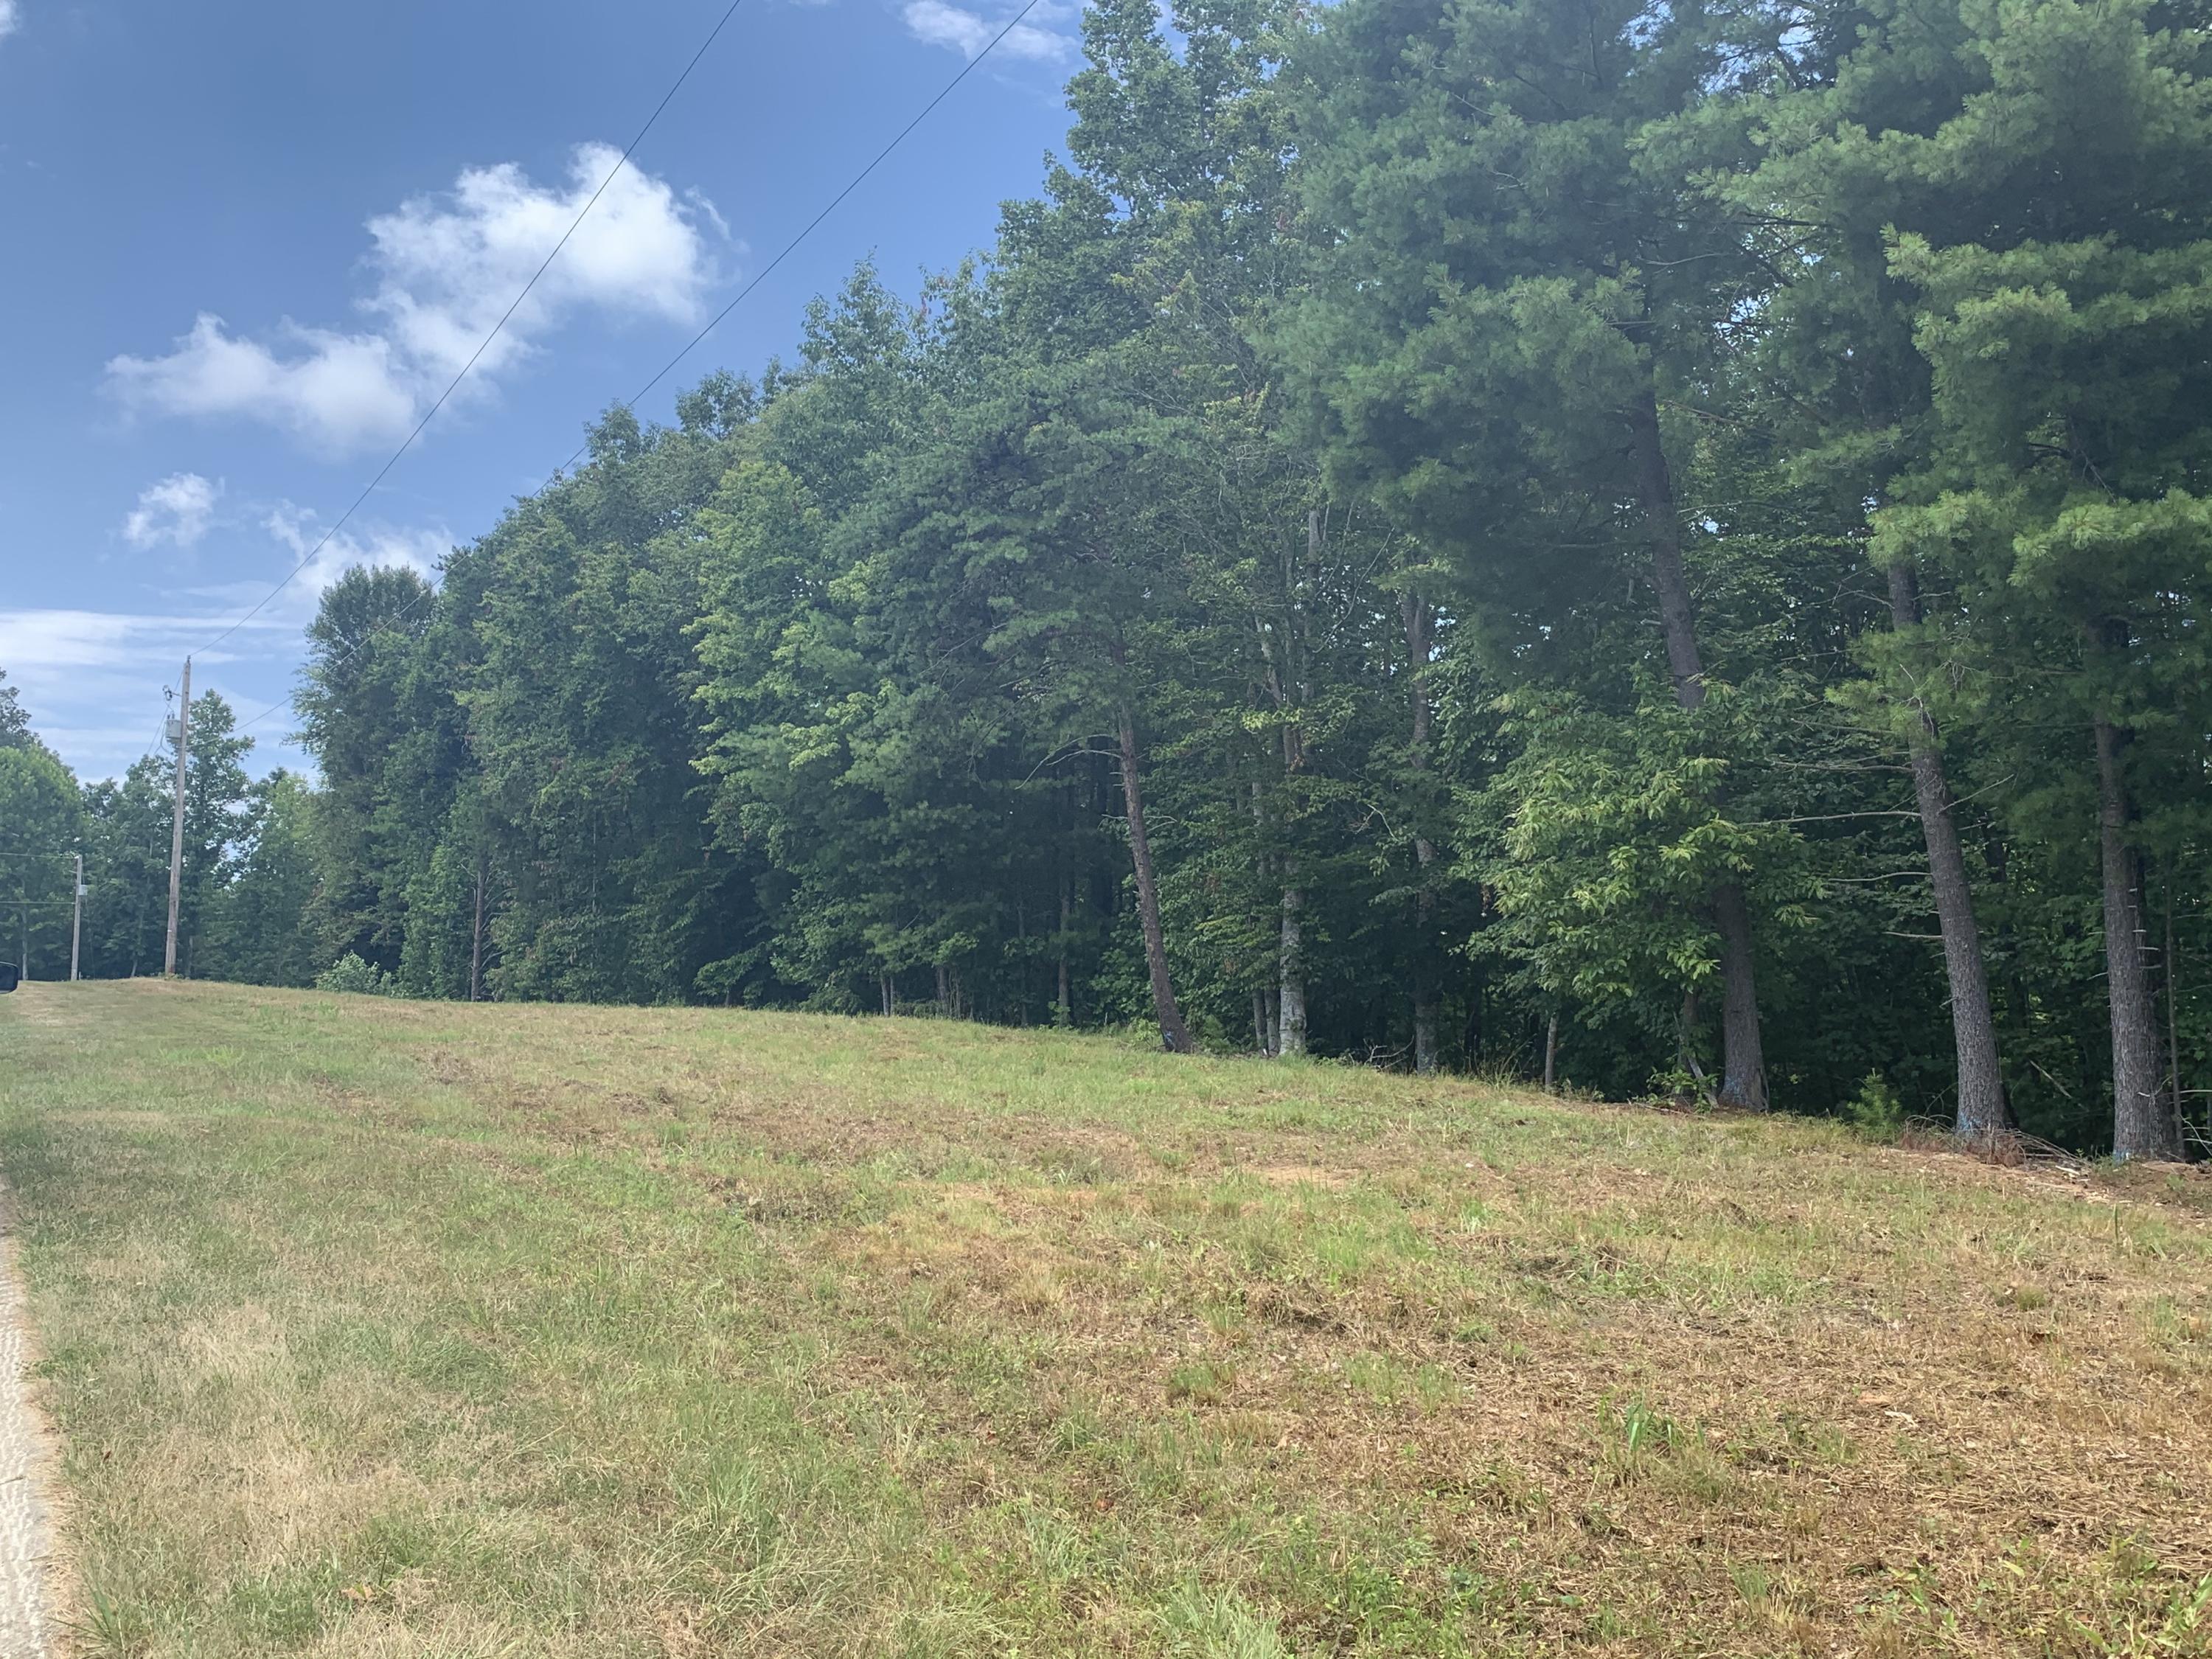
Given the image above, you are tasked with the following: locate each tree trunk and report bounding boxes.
[1279,880,1308,1057]
[1405,589,1441,1075]
[1887,563,2008,1135]
[1057,872,1073,1027]
[1711,885,1766,1112]
[1118,703,1194,1054]
[1260,516,1316,1063]
[1627,390,1710,710]
[1468,884,1489,1066]
[1413,974,1440,1075]
[2166,894,2184,1138]
[1677,990,1711,1102]
[469,855,487,1004]
[1544,1012,1559,1093]
[1248,779,1275,1057]
[1627,386,1766,1110]
[2095,716,2177,1160]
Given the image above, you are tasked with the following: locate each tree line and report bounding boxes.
[7,0,2206,1158]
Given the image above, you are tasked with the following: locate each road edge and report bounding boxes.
[0,1186,58,1658]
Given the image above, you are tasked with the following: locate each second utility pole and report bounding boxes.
[70,852,83,982]
[164,658,191,978]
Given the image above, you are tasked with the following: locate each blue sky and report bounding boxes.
[0,0,1078,780]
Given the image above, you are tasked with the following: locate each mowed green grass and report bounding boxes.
[1,981,2208,1658]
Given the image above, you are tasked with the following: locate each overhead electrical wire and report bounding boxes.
[192,0,756,660]
[232,0,1048,737]
[552,0,1048,478]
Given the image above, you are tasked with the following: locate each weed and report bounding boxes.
[1159,1582,1291,1658]
[1773,1411,1854,1466]
[1600,1394,1679,1483]
[1166,1360,1237,1407]
[72,1589,151,1659]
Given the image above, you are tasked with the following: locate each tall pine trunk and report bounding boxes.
[2094,714,2177,1160]
[1627,388,1767,1110]
[469,853,487,1004]
[1057,872,1073,1027]
[1279,880,1308,1057]
[1118,703,1194,1054]
[1405,590,1440,1074]
[1886,563,2008,1136]
[1266,513,1317,1061]
[2166,898,2184,1138]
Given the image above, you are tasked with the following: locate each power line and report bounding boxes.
[192,0,756,660]
[554,0,1049,475]
[233,0,1048,739]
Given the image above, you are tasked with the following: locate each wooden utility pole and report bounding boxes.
[164,658,191,978]
[70,852,83,982]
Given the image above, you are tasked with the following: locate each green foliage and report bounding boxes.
[0,742,84,976]
[1847,1073,1908,1142]
[202,771,321,989]
[0,670,38,754]
[315,953,398,997]
[1475,692,1814,1016]
[11,0,2207,1154]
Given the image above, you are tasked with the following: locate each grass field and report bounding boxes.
[1,978,2208,1658]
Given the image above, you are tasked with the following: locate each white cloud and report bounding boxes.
[107,316,416,456]
[0,1,18,42]
[248,504,448,612]
[0,509,450,780]
[122,472,223,550]
[105,145,725,456]
[902,0,1074,60]
[0,609,195,678]
[0,607,277,780]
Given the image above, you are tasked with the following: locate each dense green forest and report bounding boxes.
[5,0,2207,1158]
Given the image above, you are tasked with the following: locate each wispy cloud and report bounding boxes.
[0,1,18,43]
[2,509,449,779]
[0,607,273,779]
[122,472,223,551]
[249,504,448,606]
[105,145,728,457]
[902,0,1074,61]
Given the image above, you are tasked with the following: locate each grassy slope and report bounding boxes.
[1,980,2208,1658]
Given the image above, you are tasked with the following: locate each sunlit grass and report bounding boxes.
[1,978,2208,1656]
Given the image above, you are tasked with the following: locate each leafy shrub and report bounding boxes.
[1846,1071,1906,1140]
[316,953,396,996]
